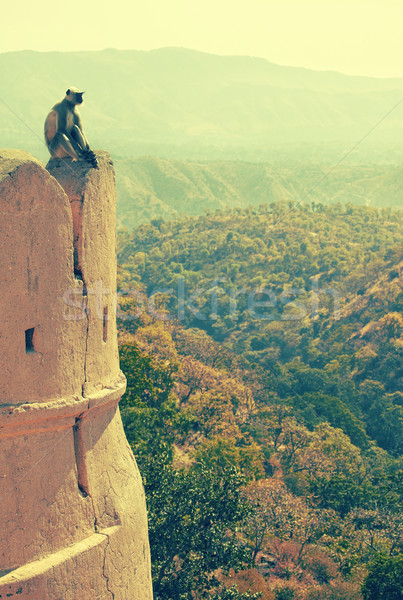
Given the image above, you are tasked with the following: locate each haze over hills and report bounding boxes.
[115,156,403,227]
[2,47,401,218]
[1,47,403,162]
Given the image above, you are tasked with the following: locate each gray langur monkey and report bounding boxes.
[44,87,98,168]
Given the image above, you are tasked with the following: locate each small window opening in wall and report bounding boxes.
[25,327,36,353]
[103,307,108,343]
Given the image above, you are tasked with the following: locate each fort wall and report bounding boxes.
[0,151,153,599]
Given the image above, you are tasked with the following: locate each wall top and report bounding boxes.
[46,151,114,200]
[0,149,43,184]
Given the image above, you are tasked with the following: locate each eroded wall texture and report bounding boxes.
[0,150,153,599]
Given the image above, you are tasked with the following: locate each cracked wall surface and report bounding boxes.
[0,151,153,599]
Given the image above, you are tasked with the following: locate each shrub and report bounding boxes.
[362,554,403,600]
[212,585,263,599]
[304,550,339,584]
[306,581,361,599]
[219,568,273,600]
[274,586,297,600]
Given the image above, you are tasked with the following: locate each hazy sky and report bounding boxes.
[1,0,402,78]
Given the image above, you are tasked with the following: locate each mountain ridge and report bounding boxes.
[115,156,403,227]
[1,47,403,161]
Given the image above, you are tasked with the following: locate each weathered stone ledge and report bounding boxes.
[0,525,120,591]
[0,371,126,438]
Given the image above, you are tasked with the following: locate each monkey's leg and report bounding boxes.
[48,132,80,160]
[71,125,90,151]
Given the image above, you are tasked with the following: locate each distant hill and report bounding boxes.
[115,157,292,227]
[1,47,403,162]
[115,156,402,227]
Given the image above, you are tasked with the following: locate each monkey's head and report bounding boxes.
[65,87,84,105]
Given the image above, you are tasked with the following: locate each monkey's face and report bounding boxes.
[65,88,85,105]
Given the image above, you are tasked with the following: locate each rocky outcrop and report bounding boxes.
[0,151,153,599]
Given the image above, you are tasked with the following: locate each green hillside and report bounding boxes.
[117,202,403,598]
[1,47,403,162]
[118,202,403,453]
[115,157,402,227]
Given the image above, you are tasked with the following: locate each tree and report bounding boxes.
[244,479,325,562]
[294,392,369,449]
[119,341,181,458]
[142,453,251,600]
[347,507,403,557]
[286,423,369,515]
[195,437,265,482]
[367,401,403,456]
[362,554,403,600]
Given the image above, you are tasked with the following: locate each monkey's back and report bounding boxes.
[44,101,62,146]
[44,100,78,144]
[44,111,57,145]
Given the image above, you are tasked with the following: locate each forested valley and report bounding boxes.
[116,201,402,600]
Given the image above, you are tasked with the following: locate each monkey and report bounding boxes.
[44,87,98,168]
